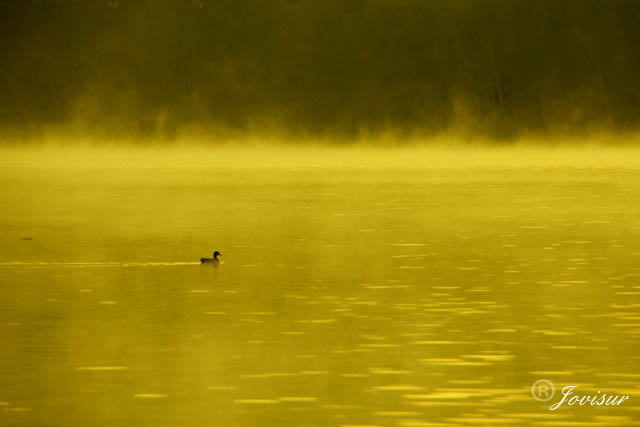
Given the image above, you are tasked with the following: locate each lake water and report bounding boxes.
[1,149,640,426]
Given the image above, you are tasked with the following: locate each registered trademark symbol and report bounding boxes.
[531,379,556,402]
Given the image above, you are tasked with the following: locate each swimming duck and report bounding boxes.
[201,251,221,263]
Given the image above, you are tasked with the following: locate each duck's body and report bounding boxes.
[201,251,221,264]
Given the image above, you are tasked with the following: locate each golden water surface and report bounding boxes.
[1,148,639,426]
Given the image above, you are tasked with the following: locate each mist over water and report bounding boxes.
[3,142,640,168]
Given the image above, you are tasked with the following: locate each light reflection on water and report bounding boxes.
[1,165,639,426]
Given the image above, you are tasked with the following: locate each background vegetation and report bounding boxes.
[1,0,639,141]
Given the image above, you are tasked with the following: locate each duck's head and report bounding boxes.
[213,251,221,259]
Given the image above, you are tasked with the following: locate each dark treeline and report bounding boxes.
[1,0,639,141]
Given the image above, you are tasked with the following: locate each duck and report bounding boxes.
[201,251,221,264]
